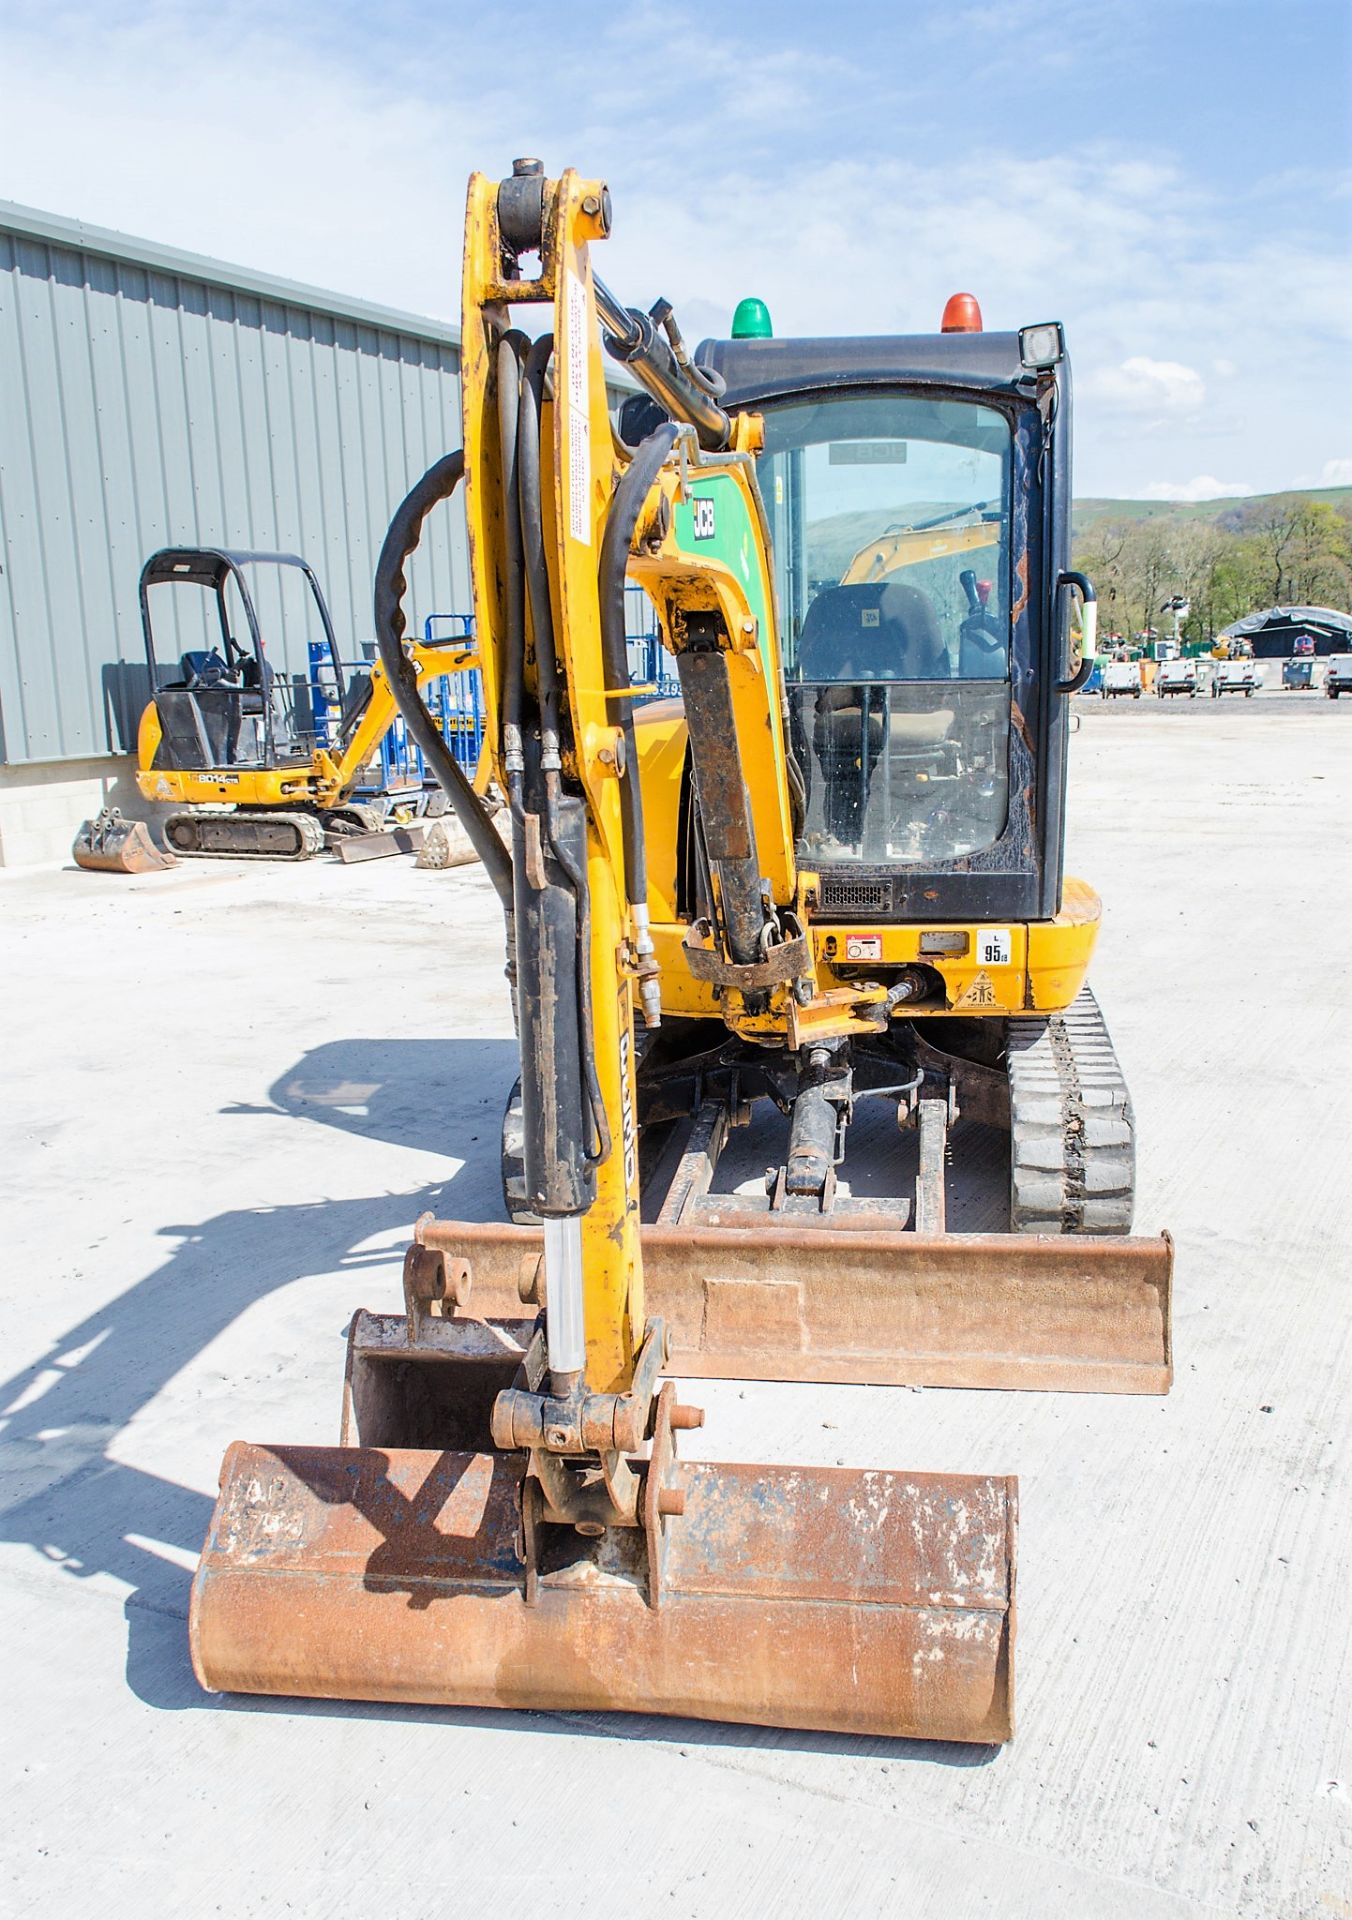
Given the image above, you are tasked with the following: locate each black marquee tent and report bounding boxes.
[1218,606,1352,659]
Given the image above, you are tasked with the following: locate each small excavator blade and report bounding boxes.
[190,1440,1016,1742]
[408,1219,1174,1395]
[72,806,177,874]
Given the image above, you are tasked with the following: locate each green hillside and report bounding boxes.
[811,490,1352,568]
[802,487,1351,640]
[1072,486,1352,537]
[1071,487,1351,639]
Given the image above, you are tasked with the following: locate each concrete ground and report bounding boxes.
[2,692,1350,1919]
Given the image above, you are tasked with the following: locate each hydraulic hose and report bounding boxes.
[597,422,677,1028]
[598,422,676,904]
[372,449,514,909]
[514,332,611,1164]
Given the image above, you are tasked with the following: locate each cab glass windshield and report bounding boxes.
[758,392,1013,866]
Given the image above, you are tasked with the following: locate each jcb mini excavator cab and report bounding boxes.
[707,329,1081,918]
[597,316,1131,1247]
[189,164,1171,1744]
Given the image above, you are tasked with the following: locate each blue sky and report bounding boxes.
[2,0,1349,497]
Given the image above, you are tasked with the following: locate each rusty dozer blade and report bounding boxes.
[191,1438,1016,1742]
[413,1217,1175,1395]
[72,806,177,874]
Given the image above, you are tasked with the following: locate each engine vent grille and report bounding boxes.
[819,877,892,915]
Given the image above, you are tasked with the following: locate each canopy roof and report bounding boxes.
[1219,605,1352,642]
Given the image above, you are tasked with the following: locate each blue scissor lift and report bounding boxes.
[307,588,675,805]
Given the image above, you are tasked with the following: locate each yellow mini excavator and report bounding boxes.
[77,546,479,866]
[188,163,1173,1742]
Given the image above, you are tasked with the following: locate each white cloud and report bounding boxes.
[1140,476,1255,503]
[1083,358,1207,420]
[0,3,1347,495]
[1321,458,1352,485]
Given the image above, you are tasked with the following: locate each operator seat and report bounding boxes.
[800,581,954,750]
[796,582,955,849]
[237,651,271,716]
[797,581,947,684]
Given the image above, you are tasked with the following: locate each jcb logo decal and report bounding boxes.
[691,497,716,540]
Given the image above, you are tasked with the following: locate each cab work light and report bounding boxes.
[1019,322,1066,369]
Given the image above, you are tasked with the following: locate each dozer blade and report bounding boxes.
[72,806,177,874]
[413,1219,1175,1395]
[191,1440,1016,1742]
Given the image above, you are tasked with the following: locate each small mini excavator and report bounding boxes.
[76,546,479,867]
[188,163,1173,1742]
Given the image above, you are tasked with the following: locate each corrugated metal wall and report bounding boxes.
[0,205,470,765]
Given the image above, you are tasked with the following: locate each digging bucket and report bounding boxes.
[72,807,176,874]
[187,1215,1172,1742]
[190,1439,1016,1742]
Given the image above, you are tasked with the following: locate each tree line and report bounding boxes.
[1072,495,1352,645]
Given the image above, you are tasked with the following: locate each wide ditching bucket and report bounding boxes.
[191,1442,1015,1741]
[72,806,177,874]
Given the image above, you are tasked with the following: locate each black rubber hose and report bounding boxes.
[597,422,677,906]
[496,332,530,789]
[518,334,560,741]
[372,449,514,908]
[517,333,611,1164]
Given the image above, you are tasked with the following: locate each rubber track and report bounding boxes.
[1007,985,1136,1234]
[164,811,325,861]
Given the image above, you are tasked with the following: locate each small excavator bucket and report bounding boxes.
[191,1440,1015,1742]
[72,806,177,874]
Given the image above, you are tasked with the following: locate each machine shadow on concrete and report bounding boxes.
[0,1044,512,1706]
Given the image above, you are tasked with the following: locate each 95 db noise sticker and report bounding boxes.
[977,929,1012,967]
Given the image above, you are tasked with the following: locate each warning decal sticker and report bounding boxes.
[954,970,999,1010]
[566,272,591,546]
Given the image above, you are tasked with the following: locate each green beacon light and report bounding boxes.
[731,296,773,340]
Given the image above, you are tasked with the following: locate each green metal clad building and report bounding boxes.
[0,203,478,862]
